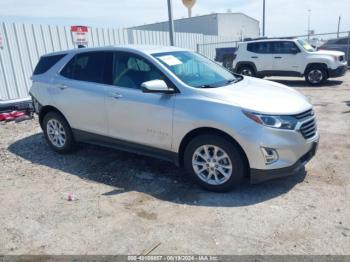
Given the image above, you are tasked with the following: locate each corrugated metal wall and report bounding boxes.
[0,22,239,100]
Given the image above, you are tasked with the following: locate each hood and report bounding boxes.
[315,49,345,56]
[199,77,312,115]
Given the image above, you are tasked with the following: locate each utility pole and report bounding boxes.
[337,16,341,38]
[167,0,175,46]
[262,0,266,37]
[307,9,311,41]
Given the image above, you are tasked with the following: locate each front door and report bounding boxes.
[105,52,174,150]
[272,41,303,74]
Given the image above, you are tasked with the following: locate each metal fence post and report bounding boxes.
[347,31,350,64]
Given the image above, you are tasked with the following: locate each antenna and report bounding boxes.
[182,0,196,18]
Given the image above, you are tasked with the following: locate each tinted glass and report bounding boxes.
[247,42,271,53]
[33,54,66,75]
[61,52,112,84]
[113,53,166,89]
[153,51,236,88]
[336,38,349,45]
[273,41,299,53]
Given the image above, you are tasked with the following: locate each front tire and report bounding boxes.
[184,135,246,192]
[305,66,327,86]
[43,112,75,153]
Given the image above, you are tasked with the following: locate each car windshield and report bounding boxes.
[153,51,238,88]
[297,39,316,52]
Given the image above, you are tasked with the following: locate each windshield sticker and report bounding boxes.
[158,55,183,66]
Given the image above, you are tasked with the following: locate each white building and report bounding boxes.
[129,13,260,39]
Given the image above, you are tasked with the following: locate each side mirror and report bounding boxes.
[141,80,175,94]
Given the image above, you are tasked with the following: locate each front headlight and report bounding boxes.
[243,110,298,130]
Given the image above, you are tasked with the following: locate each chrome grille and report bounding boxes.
[300,118,317,139]
[293,109,314,120]
[293,109,317,139]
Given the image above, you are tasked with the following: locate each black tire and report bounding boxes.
[305,65,327,86]
[237,65,256,77]
[42,111,75,153]
[184,134,246,192]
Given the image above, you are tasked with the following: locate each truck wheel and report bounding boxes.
[238,65,256,77]
[184,135,246,192]
[305,66,327,85]
[43,111,75,153]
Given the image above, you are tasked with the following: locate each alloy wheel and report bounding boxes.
[308,69,323,84]
[192,145,233,185]
[46,119,66,148]
[240,68,253,76]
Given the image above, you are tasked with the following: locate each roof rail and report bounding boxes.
[243,36,296,42]
[243,37,268,41]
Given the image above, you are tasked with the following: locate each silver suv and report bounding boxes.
[30,45,319,192]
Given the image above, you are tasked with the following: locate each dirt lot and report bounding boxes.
[1,73,350,255]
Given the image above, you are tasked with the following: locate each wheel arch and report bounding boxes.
[304,62,329,77]
[178,127,250,173]
[39,105,69,130]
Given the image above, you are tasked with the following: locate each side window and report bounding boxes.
[60,52,113,85]
[33,54,66,75]
[247,42,270,54]
[273,41,299,54]
[113,52,165,89]
[247,43,258,53]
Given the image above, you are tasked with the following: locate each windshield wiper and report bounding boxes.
[226,79,237,84]
[198,84,218,88]
[198,77,243,88]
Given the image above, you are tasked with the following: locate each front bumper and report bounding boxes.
[250,141,318,184]
[328,65,347,78]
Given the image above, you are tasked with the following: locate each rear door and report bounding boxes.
[51,51,112,136]
[246,42,273,72]
[272,41,303,74]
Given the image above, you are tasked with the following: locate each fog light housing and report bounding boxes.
[261,147,279,165]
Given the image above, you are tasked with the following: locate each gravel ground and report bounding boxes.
[0,74,350,255]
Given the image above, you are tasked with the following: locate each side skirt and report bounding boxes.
[72,129,179,166]
[258,70,302,77]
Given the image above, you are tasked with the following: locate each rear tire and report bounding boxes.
[43,112,75,153]
[184,135,246,192]
[305,65,327,86]
[237,65,256,77]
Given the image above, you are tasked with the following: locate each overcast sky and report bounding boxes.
[0,0,349,37]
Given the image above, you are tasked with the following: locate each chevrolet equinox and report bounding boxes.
[30,45,319,192]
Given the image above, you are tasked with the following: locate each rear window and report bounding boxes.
[247,42,271,53]
[33,54,66,75]
[60,51,112,85]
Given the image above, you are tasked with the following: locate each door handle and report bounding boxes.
[274,56,282,59]
[109,92,123,99]
[251,56,259,59]
[57,84,68,90]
